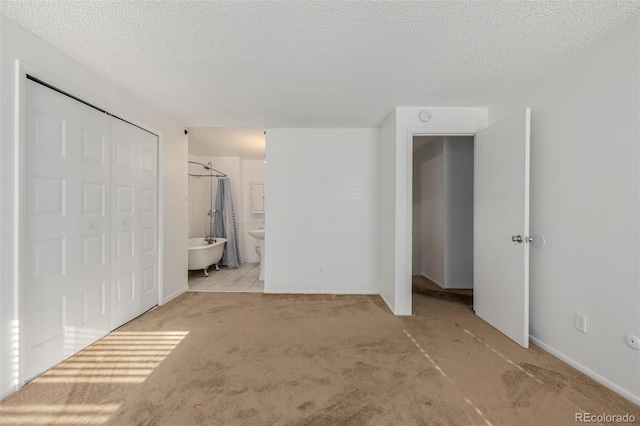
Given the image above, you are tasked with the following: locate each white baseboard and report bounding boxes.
[380,293,395,314]
[162,286,188,305]
[264,288,377,295]
[530,336,640,406]
[1,384,19,400]
[420,273,446,289]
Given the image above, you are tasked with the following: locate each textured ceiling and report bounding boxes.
[1,1,638,130]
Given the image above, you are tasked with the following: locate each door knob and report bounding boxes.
[512,235,534,243]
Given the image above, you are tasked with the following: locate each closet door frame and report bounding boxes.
[14,63,164,387]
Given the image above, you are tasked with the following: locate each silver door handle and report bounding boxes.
[91,223,98,229]
[122,219,129,225]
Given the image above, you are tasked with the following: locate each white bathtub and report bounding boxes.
[188,237,227,276]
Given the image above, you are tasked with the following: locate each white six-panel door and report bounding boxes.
[74,102,111,352]
[139,129,159,313]
[110,119,158,328]
[24,79,159,380]
[110,119,142,328]
[25,81,76,379]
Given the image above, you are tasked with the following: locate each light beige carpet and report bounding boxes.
[1,288,638,425]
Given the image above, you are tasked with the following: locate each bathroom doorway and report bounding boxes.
[411,135,475,312]
[185,127,266,293]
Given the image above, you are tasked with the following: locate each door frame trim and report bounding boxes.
[403,127,478,316]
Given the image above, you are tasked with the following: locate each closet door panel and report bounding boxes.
[74,102,111,351]
[139,132,159,312]
[25,81,76,380]
[110,119,141,328]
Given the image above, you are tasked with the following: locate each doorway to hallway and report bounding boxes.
[411,135,474,296]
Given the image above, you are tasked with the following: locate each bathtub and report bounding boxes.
[188,237,227,276]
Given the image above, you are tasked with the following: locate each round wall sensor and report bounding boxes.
[418,110,432,122]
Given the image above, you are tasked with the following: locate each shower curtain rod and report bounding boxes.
[188,160,227,177]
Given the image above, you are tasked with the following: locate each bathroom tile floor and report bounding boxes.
[188,262,263,293]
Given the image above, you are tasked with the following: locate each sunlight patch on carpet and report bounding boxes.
[0,404,120,424]
[32,331,188,384]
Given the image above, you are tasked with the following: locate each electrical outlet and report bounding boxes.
[319,266,324,274]
[576,313,587,333]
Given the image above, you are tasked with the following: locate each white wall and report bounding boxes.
[379,111,397,310]
[489,15,640,404]
[444,137,473,289]
[414,139,446,285]
[187,156,207,238]
[411,145,422,275]
[265,129,379,294]
[0,15,188,398]
[242,159,266,263]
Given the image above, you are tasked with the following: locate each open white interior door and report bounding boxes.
[474,108,531,348]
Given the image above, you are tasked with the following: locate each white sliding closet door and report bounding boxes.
[139,131,159,313]
[24,79,159,381]
[74,102,111,351]
[25,81,76,379]
[110,119,140,328]
[110,119,158,328]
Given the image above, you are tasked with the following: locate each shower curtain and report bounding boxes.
[214,177,242,268]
